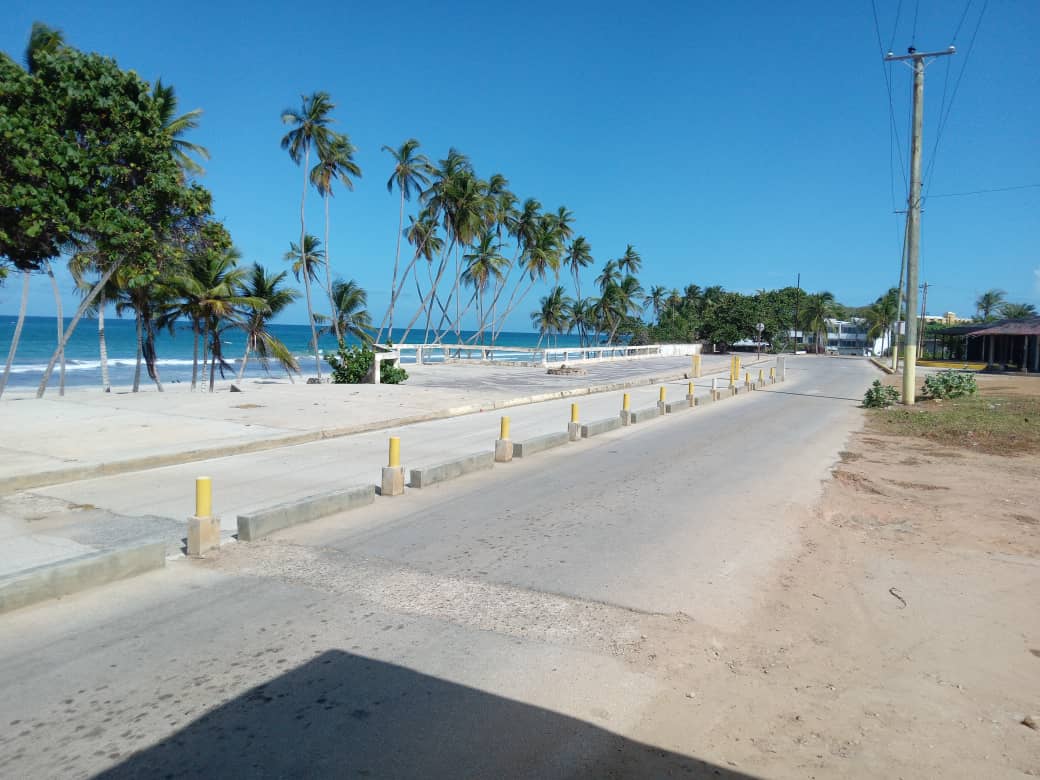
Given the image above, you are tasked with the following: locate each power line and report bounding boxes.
[927,183,1040,199]
[922,0,989,198]
[871,0,909,202]
[951,0,974,42]
[911,0,920,46]
[887,0,904,52]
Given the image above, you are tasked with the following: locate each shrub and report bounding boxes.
[325,343,409,384]
[326,344,373,384]
[922,370,977,400]
[863,379,900,408]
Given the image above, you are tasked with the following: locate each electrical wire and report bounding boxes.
[871,0,909,204]
[911,0,920,47]
[951,0,974,42]
[927,183,1040,199]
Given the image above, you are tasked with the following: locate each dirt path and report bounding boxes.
[637,392,1040,777]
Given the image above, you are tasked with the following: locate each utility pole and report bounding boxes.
[885,44,955,405]
[918,281,930,354]
[794,273,801,351]
[891,218,909,371]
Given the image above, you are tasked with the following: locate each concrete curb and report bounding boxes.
[236,485,375,542]
[409,451,494,488]
[0,541,166,615]
[664,400,690,414]
[869,357,896,374]
[580,416,622,438]
[512,432,570,458]
[629,406,662,424]
[0,357,774,496]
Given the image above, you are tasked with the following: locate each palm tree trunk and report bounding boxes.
[209,331,218,392]
[98,292,110,392]
[302,272,321,379]
[46,263,66,396]
[132,311,143,392]
[322,191,341,343]
[144,321,163,392]
[237,337,251,382]
[0,270,31,400]
[191,319,199,391]
[36,260,121,398]
[378,189,407,345]
[401,252,452,346]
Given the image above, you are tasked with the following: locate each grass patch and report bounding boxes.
[870,394,1040,455]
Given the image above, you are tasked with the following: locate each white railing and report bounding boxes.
[381,343,701,366]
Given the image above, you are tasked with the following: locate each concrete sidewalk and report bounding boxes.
[0,353,749,492]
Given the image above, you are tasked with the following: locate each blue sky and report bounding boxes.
[2,0,1038,329]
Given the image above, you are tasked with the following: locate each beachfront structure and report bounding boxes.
[935,316,1040,372]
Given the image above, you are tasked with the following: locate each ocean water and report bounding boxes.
[0,315,584,389]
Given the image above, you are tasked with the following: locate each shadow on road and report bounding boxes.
[97,649,756,779]
[760,389,864,403]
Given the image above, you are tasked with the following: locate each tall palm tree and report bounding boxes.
[595,260,620,293]
[648,285,667,320]
[379,139,431,342]
[568,297,595,348]
[152,80,210,176]
[564,236,593,302]
[285,234,326,377]
[1000,302,1037,319]
[281,90,335,357]
[310,132,362,343]
[69,247,120,392]
[617,244,642,276]
[864,288,899,355]
[975,289,1006,320]
[237,264,300,381]
[606,275,645,344]
[319,279,372,344]
[802,291,837,353]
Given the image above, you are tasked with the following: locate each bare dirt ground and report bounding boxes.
[636,376,1040,778]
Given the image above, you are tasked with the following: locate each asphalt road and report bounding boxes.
[0,356,875,778]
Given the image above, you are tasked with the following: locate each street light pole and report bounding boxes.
[756,322,765,360]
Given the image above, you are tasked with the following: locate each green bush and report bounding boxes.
[922,370,977,400]
[326,344,374,384]
[863,379,900,408]
[326,344,409,385]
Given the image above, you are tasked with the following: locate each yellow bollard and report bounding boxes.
[770,366,776,379]
[659,386,666,402]
[745,372,750,387]
[622,393,630,411]
[759,369,764,383]
[388,436,401,468]
[570,403,579,423]
[195,476,212,519]
[500,416,510,440]
[688,382,694,396]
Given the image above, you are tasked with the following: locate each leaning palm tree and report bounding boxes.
[284,234,326,378]
[310,132,362,343]
[237,264,300,381]
[152,80,210,176]
[318,279,372,344]
[647,285,667,320]
[975,289,1006,320]
[461,231,508,343]
[532,286,573,349]
[379,139,431,342]
[1000,302,1037,320]
[69,247,121,392]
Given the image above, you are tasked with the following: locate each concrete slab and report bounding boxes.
[629,406,661,424]
[512,432,570,458]
[580,417,622,438]
[237,485,375,541]
[0,541,166,615]
[664,401,690,414]
[409,451,494,489]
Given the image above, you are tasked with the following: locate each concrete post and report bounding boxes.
[187,476,220,557]
[495,417,513,462]
[711,377,719,400]
[686,381,695,407]
[620,392,632,426]
[381,436,405,496]
[658,385,667,414]
[568,403,581,441]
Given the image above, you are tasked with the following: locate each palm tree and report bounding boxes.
[1000,302,1037,320]
[461,231,508,344]
[564,236,593,302]
[863,288,899,355]
[281,90,335,361]
[617,244,642,276]
[647,285,668,320]
[607,275,645,344]
[320,279,372,344]
[152,80,210,176]
[567,297,595,348]
[237,264,300,381]
[69,247,120,392]
[285,234,326,377]
[595,260,621,293]
[531,286,573,348]
[379,139,431,342]
[802,291,837,353]
[310,132,362,343]
[975,288,1006,320]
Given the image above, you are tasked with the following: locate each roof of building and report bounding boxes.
[958,316,1040,337]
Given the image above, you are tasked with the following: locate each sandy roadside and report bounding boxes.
[629,376,1040,778]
